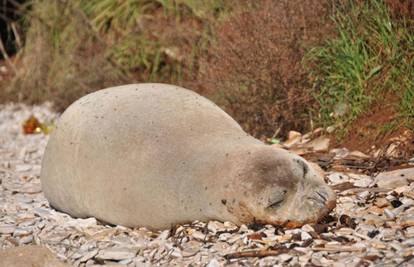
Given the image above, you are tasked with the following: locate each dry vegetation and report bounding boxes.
[195,0,334,138]
[0,0,413,147]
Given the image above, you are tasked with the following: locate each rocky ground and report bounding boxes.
[1,103,414,266]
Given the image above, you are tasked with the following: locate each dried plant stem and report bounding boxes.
[0,38,16,73]
[224,248,292,259]
[10,22,21,49]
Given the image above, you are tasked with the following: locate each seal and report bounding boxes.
[40,83,336,229]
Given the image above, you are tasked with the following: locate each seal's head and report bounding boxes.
[224,146,336,227]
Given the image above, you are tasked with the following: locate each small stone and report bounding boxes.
[14,194,34,204]
[210,241,230,253]
[284,131,302,147]
[384,209,395,219]
[301,224,314,232]
[0,224,16,234]
[391,199,403,208]
[119,258,133,265]
[339,215,357,229]
[301,231,312,241]
[336,227,354,236]
[19,235,34,244]
[385,143,399,157]
[327,173,350,185]
[208,221,224,235]
[169,248,182,258]
[374,198,389,208]
[157,229,170,241]
[278,254,293,262]
[400,215,414,227]
[34,207,52,217]
[330,148,349,159]
[191,230,206,240]
[275,234,293,243]
[181,240,202,257]
[79,249,98,262]
[65,217,97,229]
[348,151,370,158]
[353,177,373,188]
[371,241,387,249]
[238,224,249,233]
[303,136,330,152]
[394,185,410,195]
[367,230,380,238]
[223,221,238,231]
[381,229,398,242]
[96,247,137,261]
[19,183,42,194]
[357,190,370,199]
[15,164,32,172]
[227,234,242,244]
[13,227,33,236]
[288,131,302,140]
[405,227,414,237]
[326,126,336,134]
[206,258,221,267]
[375,168,414,189]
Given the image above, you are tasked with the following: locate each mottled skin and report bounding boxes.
[41,83,336,229]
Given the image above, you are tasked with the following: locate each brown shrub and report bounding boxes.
[2,0,246,110]
[385,0,414,19]
[195,0,335,139]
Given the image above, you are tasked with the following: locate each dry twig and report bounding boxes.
[224,248,294,259]
[0,39,16,73]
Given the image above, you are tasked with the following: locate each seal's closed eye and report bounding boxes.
[266,189,287,210]
[295,158,309,178]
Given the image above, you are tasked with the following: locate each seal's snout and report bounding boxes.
[307,191,328,205]
[313,185,337,216]
[307,185,336,211]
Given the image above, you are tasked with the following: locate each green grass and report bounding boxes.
[305,0,414,130]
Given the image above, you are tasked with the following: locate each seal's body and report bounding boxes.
[41,84,335,229]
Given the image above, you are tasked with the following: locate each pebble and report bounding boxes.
[0,225,16,234]
[353,177,373,187]
[400,215,414,227]
[375,168,414,189]
[79,249,99,262]
[384,209,395,219]
[375,198,389,208]
[207,221,223,235]
[191,230,206,240]
[206,258,221,267]
[15,164,32,172]
[95,247,138,261]
[302,136,330,151]
[301,231,312,241]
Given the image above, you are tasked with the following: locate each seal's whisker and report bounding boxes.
[316,191,327,202]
